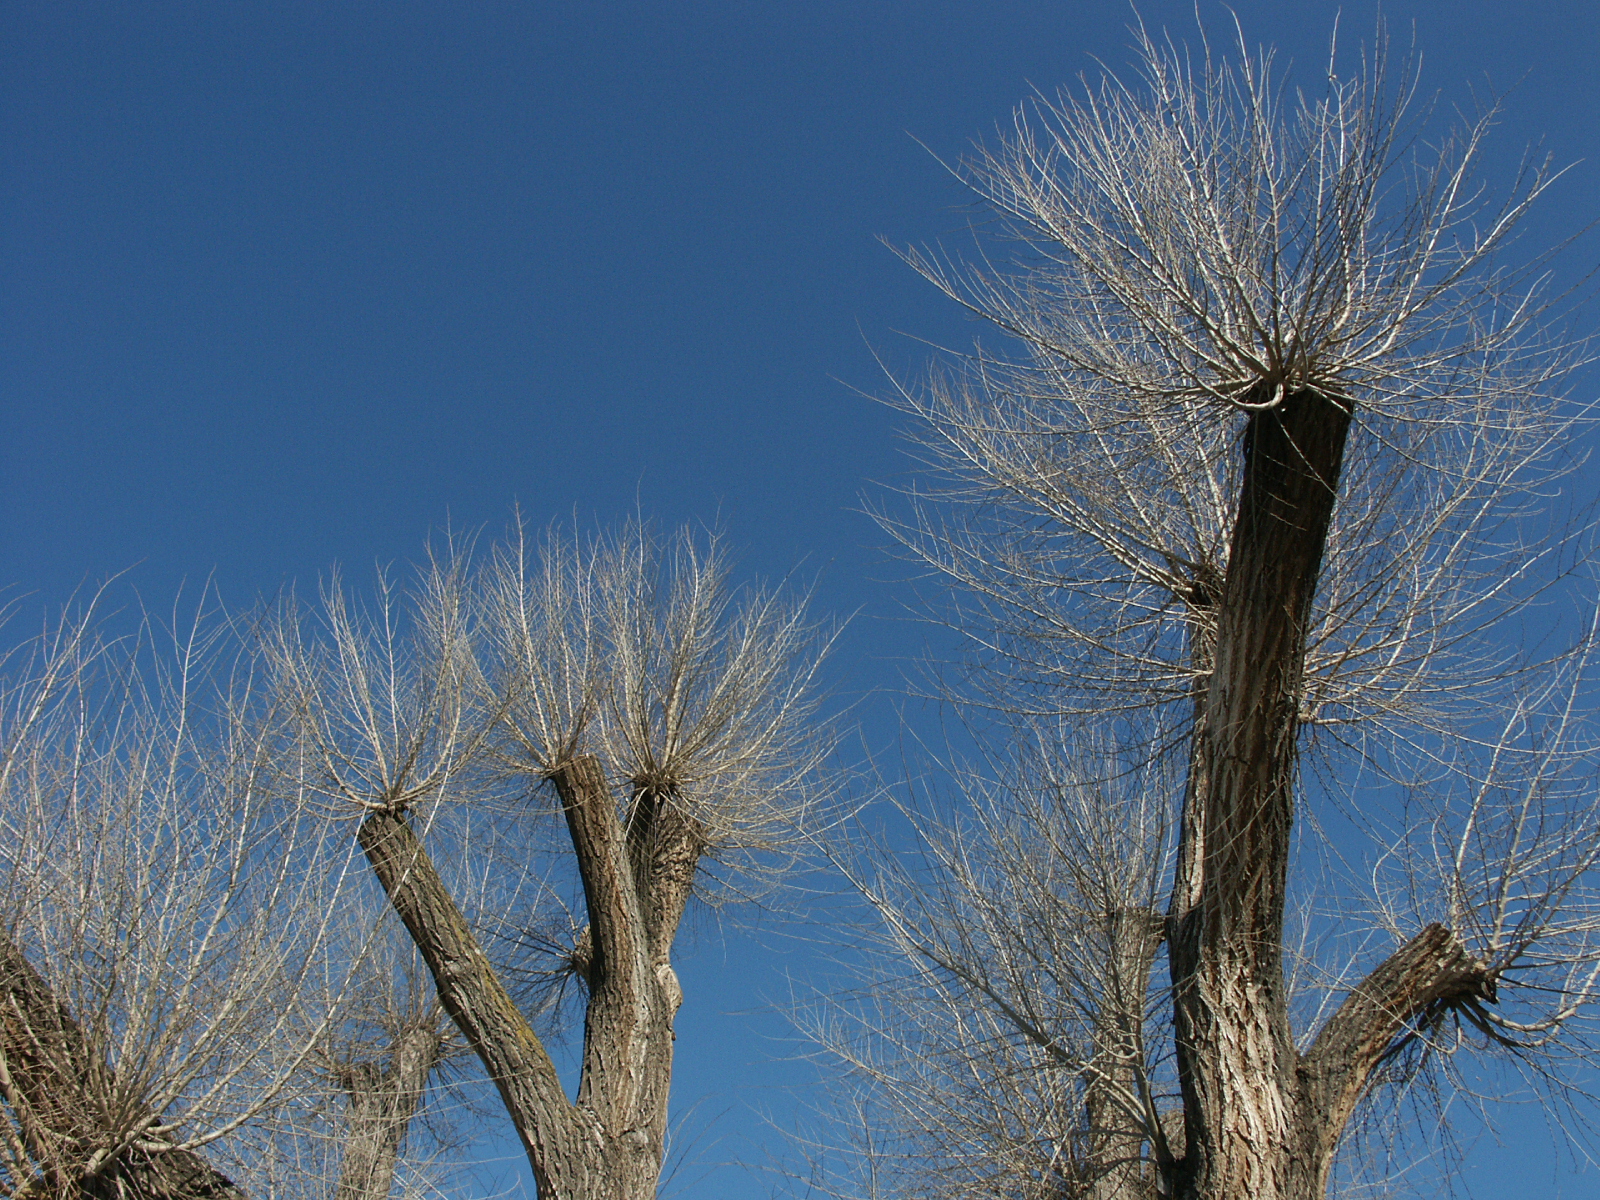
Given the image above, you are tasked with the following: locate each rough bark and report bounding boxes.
[356,807,602,1198]
[1134,391,1509,1198]
[359,753,698,1200]
[1166,387,1354,1200]
[330,1017,447,1200]
[548,758,679,1199]
[0,930,249,1200]
[622,784,705,1016]
[1292,924,1494,1195]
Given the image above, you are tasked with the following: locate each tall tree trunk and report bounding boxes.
[1167,387,1352,1200]
[0,930,249,1200]
[1150,389,1504,1198]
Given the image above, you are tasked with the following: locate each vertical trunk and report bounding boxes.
[0,930,249,1200]
[549,759,678,1200]
[331,1017,446,1200]
[1156,392,1498,1196]
[623,784,705,1017]
[1166,388,1353,1200]
[550,768,704,1198]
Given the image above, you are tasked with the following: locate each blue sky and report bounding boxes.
[5,2,1600,1196]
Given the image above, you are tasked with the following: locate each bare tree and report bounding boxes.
[274,521,835,1200]
[305,889,481,1200]
[816,17,1599,1200]
[0,595,374,1199]
[0,592,487,1200]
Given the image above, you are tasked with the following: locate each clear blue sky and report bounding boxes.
[5,2,1599,1196]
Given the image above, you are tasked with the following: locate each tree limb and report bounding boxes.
[1298,923,1493,1158]
[356,808,599,1197]
[550,756,645,1022]
[1,929,249,1200]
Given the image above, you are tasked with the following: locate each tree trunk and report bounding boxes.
[1085,907,1168,1200]
[1167,388,1352,1200]
[1146,389,1507,1198]
[331,1016,447,1200]
[0,930,249,1200]
[549,759,680,1200]
[358,754,697,1200]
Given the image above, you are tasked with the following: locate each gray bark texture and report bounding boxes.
[0,930,249,1200]
[1158,391,1495,1199]
[357,753,700,1200]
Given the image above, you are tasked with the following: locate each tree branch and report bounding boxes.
[550,756,645,1011]
[1,929,249,1200]
[1299,923,1493,1153]
[1087,906,1171,1198]
[623,785,704,991]
[356,808,598,1196]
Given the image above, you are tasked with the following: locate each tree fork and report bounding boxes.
[356,806,599,1198]
[358,754,687,1199]
[548,756,678,1195]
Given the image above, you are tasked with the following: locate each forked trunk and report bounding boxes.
[357,754,699,1199]
[550,758,683,1199]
